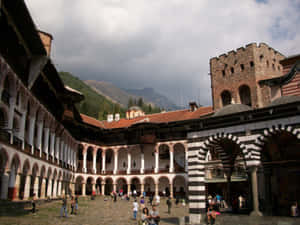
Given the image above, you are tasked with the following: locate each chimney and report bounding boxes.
[38,30,53,57]
[115,113,120,121]
[189,102,198,112]
[107,114,113,122]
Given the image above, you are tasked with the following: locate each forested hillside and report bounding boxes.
[59,72,125,120]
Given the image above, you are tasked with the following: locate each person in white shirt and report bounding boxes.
[155,195,160,205]
[133,199,139,220]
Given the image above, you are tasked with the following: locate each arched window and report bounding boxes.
[221,90,232,107]
[239,85,252,106]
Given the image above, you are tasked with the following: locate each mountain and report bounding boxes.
[125,88,180,110]
[85,80,179,110]
[59,72,125,120]
[84,80,139,107]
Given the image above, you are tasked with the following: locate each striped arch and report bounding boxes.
[201,133,249,171]
[253,125,300,163]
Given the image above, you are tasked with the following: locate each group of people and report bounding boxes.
[133,196,161,225]
[60,195,79,218]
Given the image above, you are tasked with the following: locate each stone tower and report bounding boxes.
[210,43,285,111]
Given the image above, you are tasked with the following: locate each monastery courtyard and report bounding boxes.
[1,196,299,225]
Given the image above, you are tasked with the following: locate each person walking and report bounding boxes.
[70,196,75,214]
[60,196,68,218]
[140,196,145,210]
[155,195,160,206]
[149,195,153,206]
[166,197,172,214]
[74,195,79,214]
[133,199,139,220]
[149,205,160,225]
[141,207,150,225]
[31,193,36,214]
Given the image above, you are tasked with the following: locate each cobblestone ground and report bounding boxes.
[0,196,188,225]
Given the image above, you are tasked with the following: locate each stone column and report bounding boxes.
[47,179,52,197]
[82,183,86,196]
[155,183,159,196]
[83,150,87,173]
[52,180,57,198]
[113,149,118,175]
[127,183,131,194]
[43,127,50,159]
[40,178,46,198]
[140,151,145,174]
[169,149,174,173]
[113,183,117,192]
[170,183,173,198]
[154,148,159,173]
[8,96,16,144]
[50,132,55,160]
[93,151,97,174]
[185,150,188,172]
[92,183,96,192]
[55,137,60,164]
[102,150,106,174]
[57,180,62,197]
[101,182,105,195]
[20,110,27,150]
[36,120,44,155]
[127,150,131,174]
[250,167,263,216]
[225,171,232,208]
[23,175,31,200]
[141,183,144,196]
[14,173,21,200]
[28,116,36,153]
[0,172,9,199]
[33,176,39,196]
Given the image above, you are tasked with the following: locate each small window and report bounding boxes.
[277,65,280,71]
[230,67,234,74]
[272,64,275,70]
[266,60,269,67]
[259,55,264,62]
[250,61,254,67]
[240,64,244,71]
[222,70,226,77]
[234,59,238,64]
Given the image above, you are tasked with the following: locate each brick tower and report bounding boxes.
[210,43,285,111]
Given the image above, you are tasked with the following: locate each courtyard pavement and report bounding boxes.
[0,196,188,225]
[0,196,299,225]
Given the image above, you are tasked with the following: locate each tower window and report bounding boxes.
[230,67,234,74]
[266,60,269,67]
[221,90,232,107]
[259,54,264,62]
[240,64,244,71]
[272,64,275,70]
[222,70,226,77]
[277,65,280,71]
[250,61,254,67]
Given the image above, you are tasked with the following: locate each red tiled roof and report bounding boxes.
[81,106,213,129]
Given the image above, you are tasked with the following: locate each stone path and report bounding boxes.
[0,196,188,225]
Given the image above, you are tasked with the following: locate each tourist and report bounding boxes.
[162,190,166,197]
[133,189,137,198]
[149,195,153,206]
[70,196,75,214]
[166,197,172,214]
[133,199,139,220]
[149,205,160,225]
[143,191,146,198]
[75,195,79,214]
[155,195,160,205]
[119,188,123,197]
[175,195,180,206]
[140,196,145,210]
[31,193,36,214]
[141,207,150,225]
[291,202,299,217]
[60,195,68,218]
[207,205,217,225]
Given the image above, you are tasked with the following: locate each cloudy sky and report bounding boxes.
[25,0,300,107]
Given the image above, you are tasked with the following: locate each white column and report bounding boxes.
[140,152,145,174]
[154,149,159,173]
[23,175,31,200]
[8,95,16,144]
[19,110,27,149]
[113,149,118,175]
[60,140,64,164]
[83,150,87,173]
[0,172,9,199]
[82,183,86,196]
[127,150,131,174]
[169,149,174,173]
[47,179,52,197]
[92,150,96,174]
[250,167,263,216]
[36,120,44,154]
[55,137,60,164]
[52,180,57,198]
[40,178,46,198]
[43,127,50,159]
[57,181,62,196]
[33,177,39,196]
[28,116,36,153]
[50,132,55,159]
[102,150,106,173]
[101,182,105,195]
